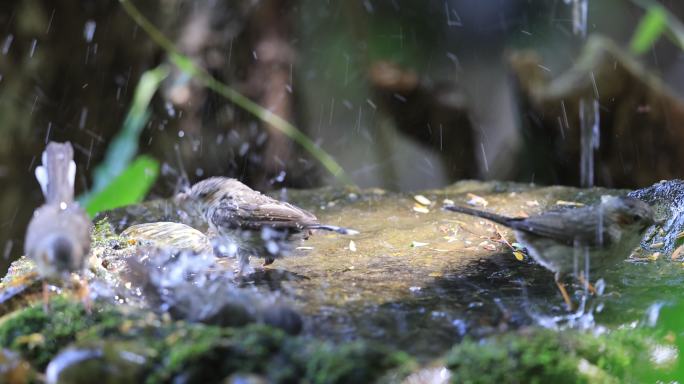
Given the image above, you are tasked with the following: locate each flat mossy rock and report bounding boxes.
[0,297,414,383]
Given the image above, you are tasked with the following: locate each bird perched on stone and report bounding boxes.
[25,142,92,310]
[176,177,358,274]
[444,196,655,309]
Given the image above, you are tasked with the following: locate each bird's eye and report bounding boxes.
[632,214,641,222]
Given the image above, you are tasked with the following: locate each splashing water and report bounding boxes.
[567,0,603,327]
[567,0,600,188]
[579,98,600,188]
[569,0,588,38]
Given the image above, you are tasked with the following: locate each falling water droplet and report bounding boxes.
[84,20,97,42]
[79,107,88,129]
[2,35,13,55]
[29,39,38,58]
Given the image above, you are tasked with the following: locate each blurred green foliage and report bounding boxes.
[80,66,167,217]
[630,6,667,54]
[630,0,684,54]
[83,155,159,217]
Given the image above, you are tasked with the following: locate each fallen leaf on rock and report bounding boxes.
[513,251,525,261]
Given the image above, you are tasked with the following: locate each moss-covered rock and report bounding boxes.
[45,340,156,384]
[0,296,414,383]
[150,323,414,384]
[445,328,675,383]
[0,297,124,369]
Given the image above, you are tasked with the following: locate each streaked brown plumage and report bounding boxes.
[177,177,356,273]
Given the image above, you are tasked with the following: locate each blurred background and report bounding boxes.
[1,0,683,273]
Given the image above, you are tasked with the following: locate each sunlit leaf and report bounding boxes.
[630,0,684,51]
[84,155,159,217]
[630,6,667,54]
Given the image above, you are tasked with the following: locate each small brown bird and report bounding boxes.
[25,142,92,309]
[176,177,357,274]
[444,196,655,309]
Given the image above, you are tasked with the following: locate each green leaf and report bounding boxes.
[89,65,168,195]
[84,155,160,218]
[630,6,668,54]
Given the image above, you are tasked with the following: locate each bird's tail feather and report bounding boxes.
[307,224,359,235]
[443,204,515,226]
[35,142,76,204]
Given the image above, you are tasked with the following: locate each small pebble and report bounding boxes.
[413,194,432,206]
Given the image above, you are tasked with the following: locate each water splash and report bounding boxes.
[566,0,600,188]
[579,98,600,188]
[569,0,588,37]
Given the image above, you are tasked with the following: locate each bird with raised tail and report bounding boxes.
[25,142,92,310]
[176,177,358,275]
[444,195,655,309]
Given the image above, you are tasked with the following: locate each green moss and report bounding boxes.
[446,328,669,384]
[0,294,414,383]
[0,296,124,369]
[91,218,127,248]
[297,339,414,384]
[150,324,300,383]
[147,323,413,384]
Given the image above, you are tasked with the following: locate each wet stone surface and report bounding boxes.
[88,180,680,357]
[2,179,684,381]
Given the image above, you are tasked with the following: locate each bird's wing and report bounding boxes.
[510,208,601,245]
[212,197,318,231]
